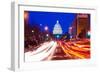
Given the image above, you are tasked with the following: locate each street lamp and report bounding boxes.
[32,30,34,33]
[56,35,60,39]
[69,27,72,40]
[40,24,42,26]
[44,26,48,31]
[88,31,90,36]
[69,27,72,34]
[46,34,49,37]
[87,31,90,38]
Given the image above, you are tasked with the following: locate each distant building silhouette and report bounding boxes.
[70,14,90,39]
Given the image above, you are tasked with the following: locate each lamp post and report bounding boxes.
[44,26,48,31]
[32,30,34,33]
[44,26,49,41]
[69,27,72,40]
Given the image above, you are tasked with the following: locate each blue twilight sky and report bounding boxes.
[27,11,77,34]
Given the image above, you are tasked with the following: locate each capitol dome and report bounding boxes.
[53,20,63,35]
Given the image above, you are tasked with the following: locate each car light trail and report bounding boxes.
[25,39,90,61]
[57,41,90,59]
[25,41,57,61]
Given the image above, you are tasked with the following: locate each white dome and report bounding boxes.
[53,20,63,34]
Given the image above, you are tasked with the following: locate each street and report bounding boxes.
[25,39,90,62]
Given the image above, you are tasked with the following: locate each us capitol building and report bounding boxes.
[53,20,63,39]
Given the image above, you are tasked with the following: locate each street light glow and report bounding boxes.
[46,34,49,37]
[40,24,42,26]
[32,30,34,33]
[88,31,90,36]
[44,26,48,31]
[56,35,60,38]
